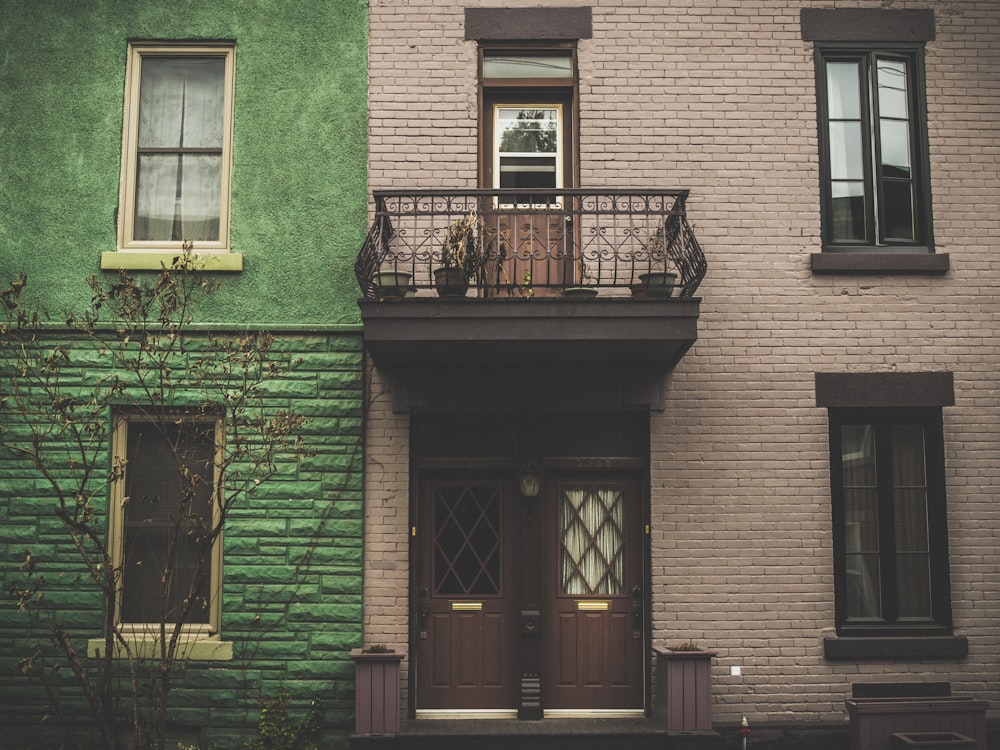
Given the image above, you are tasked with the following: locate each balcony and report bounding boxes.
[355,189,705,371]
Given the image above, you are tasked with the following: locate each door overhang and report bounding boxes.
[358,297,700,369]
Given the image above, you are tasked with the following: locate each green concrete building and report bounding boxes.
[0,2,368,747]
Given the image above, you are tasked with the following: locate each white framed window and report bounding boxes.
[493,104,563,208]
[109,412,224,637]
[116,43,235,256]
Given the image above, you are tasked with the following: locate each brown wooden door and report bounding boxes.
[481,93,577,296]
[540,476,644,710]
[415,477,520,710]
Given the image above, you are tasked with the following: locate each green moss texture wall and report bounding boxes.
[0,0,369,325]
[0,331,364,748]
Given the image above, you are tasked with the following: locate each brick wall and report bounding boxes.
[0,330,364,748]
[366,0,1000,728]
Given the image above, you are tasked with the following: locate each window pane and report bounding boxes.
[894,489,929,552]
[561,486,625,596]
[484,54,573,79]
[122,421,215,623]
[879,120,912,180]
[842,425,875,486]
[845,489,879,552]
[876,59,909,120]
[831,182,867,241]
[846,553,881,619]
[881,180,916,241]
[433,485,502,596]
[135,154,222,241]
[891,425,926,485]
[829,121,864,180]
[139,57,225,149]
[896,552,931,618]
[827,62,862,119]
[499,156,557,190]
[498,108,559,154]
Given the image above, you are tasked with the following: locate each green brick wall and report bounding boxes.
[0,330,364,749]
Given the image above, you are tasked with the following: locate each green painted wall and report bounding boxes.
[0,1,369,746]
[0,0,368,325]
[0,331,365,748]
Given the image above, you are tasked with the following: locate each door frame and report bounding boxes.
[408,415,651,719]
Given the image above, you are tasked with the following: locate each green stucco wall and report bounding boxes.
[0,0,368,325]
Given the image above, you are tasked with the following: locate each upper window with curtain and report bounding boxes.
[816,47,932,252]
[118,43,235,253]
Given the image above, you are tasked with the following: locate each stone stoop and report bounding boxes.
[349,718,724,750]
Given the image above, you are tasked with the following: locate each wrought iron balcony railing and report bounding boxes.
[355,189,706,300]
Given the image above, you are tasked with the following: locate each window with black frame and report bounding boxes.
[828,408,953,636]
[816,46,932,251]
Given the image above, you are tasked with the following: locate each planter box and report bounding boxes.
[847,698,988,750]
[653,646,717,732]
[350,648,405,736]
[892,733,976,749]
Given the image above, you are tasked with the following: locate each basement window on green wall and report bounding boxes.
[106,43,242,272]
[88,413,232,661]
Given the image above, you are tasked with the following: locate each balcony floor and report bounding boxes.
[358,296,700,370]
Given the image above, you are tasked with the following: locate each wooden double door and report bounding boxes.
[414,472,644,714]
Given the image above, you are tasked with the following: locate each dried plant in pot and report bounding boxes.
[435,209,491,297]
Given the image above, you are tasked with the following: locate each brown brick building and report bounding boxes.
[355,1,999,746]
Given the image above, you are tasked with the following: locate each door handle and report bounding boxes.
[418,603,429,630]
[632,585,642,636]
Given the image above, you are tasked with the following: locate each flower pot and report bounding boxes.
[562,286,598,299]
[375,270,413,301]
[637,271,677,298]
[350,648,405,735]
[433,267,470,297]
[653,646,716,731]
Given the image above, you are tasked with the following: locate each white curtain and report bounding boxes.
[561,486,624,596]
[134,58,224,242]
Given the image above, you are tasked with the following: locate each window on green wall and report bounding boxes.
[109,412,223,636]
[117,43,235,256]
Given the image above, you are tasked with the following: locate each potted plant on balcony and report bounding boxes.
[434,209,490,297]
[653,641,717,732]
[374,269,413,301]
[632,225,678,298]
[561,255,599,298]
[637,269,677,297]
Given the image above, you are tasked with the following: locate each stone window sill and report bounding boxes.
[824,635,968,660]
[811,252,949,274]
[87,636,233,661]
[101,252,244,272]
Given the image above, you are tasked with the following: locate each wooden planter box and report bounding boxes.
[847,698,988,750]
[653,646,717,732]
[891,732,976,749]
[350,649,404,736]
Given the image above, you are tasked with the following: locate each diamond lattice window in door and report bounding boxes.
[560,485,625,596]
[434,485,502,596]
